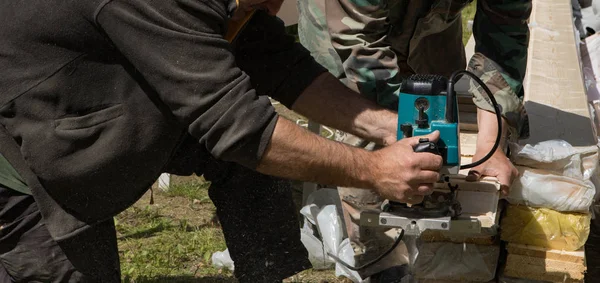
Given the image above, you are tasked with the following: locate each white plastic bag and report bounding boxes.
[510,166,595,212]
[211,248,235,271]
[299,189,344,271]
[507,140,600,212]
[299,189,373,282]
[334,238,365,282]
[300,228,333,270]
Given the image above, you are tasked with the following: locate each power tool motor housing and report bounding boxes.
[397,74,460,175]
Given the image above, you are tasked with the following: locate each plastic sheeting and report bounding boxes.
[299,189,365,282]
[507,140,599,212]
[413,242,500,282]
[501,205,591,251]
[211,248,235,271]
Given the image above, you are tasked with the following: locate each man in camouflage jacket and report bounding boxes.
[298,0,531,280]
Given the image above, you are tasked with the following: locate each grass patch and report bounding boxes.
[163,177,211,203]
[117,179,230,282]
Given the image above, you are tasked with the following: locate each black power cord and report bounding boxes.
[327,229,405,271]
[449,70,503,170]
[326,70,503,272]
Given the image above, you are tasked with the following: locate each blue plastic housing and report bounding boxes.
[397,92,460,166]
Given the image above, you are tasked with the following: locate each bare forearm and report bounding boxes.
[291,73,398,145]
[476,108,509,150]
[256,116,374,188]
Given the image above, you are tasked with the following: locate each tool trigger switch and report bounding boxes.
[419,138,429,143]
[414,140,440,155]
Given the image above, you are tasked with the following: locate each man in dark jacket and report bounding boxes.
[0,0,444,282]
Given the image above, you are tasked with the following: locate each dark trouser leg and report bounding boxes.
[203,159,311,283]
[0,185,120,283]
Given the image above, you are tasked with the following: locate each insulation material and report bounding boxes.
[507,140,599,211]
[501,205,591,251]
[413,242,499,282]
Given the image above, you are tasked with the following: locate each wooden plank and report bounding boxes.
[503,244,585,282]
[507,244,585,264]
[459,112,478,131]
[521,0,597,146]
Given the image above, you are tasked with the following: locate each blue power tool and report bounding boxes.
[331,70,504,272]
[397,74,461,176]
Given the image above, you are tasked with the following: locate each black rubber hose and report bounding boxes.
[327,229,405,271]
[448,70,503,170]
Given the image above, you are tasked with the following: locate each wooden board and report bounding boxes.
[504,244,585,282]
[433,175,501,232]
[500,1,591,281]
[507,244,585,264]
[521,0,597,147]
[503,244,586,282]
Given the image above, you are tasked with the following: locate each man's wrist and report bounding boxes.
[352,149,380,190]
[353,108,398,146]
[476,108,508,146]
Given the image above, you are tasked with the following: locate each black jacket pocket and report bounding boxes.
[54,104,123,131]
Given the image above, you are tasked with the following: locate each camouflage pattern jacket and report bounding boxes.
[298,0,532,140]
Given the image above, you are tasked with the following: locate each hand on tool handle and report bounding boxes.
[370,131,443,205]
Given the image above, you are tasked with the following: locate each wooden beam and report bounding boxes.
[521,0,597,146]
[503,244,586,282]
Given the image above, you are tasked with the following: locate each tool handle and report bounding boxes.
[413,138,440,155]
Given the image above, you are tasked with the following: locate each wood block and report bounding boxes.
[503,244,585,282]
[507,244,585,265]
[504,254,584,282]
[459,103,479,113]
[433,176,501,231]
[459,111,478,131]
[459,131,478,157]
[521,0,597,147]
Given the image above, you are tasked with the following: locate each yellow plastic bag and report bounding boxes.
[501,205,591,251]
